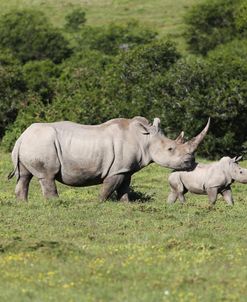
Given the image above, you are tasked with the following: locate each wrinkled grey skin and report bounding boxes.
[168,156,247,205]
[9,116,210,202]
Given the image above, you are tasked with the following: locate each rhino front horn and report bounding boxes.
[187,118,210,152]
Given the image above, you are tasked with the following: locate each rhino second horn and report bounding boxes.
[187,117,211,151]
[175,131,185,144]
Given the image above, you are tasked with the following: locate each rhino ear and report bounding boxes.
[153,118,160,129]
[151,117,160,135]
[134,117,160,135]
[233,155,243,163]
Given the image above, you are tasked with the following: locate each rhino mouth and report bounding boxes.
[179,156,196,170]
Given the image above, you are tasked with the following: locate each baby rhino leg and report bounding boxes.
[221,188,234,206]
[207,187,218,205]
[167,188,178,204]
[167,174,185,204]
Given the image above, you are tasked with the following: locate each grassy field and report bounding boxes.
[0,0,204,50]
[1,150,247,301]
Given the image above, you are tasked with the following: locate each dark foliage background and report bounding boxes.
[1,1,247,158]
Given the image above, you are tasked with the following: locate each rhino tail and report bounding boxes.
[8,137,22,181]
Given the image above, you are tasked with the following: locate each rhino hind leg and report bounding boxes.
[221,189,234,206]
[15,175,33,201]
[15,163,33,201]
[39,178,58,199]
[178,193,186,203]
[100,174,128,202]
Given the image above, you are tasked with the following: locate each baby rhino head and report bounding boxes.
[227,156,247,184]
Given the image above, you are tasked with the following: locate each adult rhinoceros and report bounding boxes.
[8,116,210,201]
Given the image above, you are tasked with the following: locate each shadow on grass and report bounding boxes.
[129,187,154,203]
[109,186,154,203]
[0,237,84,257]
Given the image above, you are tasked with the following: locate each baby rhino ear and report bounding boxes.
[233,155,243,163]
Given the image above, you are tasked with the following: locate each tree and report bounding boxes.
[0,9,72,63]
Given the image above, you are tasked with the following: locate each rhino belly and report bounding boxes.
[55,161,104,187]
[182,178,206,195]
[188,186,207,195]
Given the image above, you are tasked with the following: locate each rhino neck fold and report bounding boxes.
[138,143,152,169]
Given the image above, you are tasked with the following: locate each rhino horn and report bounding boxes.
[186,118,210,152]
[175,131,185,144]
[233,155,243,163]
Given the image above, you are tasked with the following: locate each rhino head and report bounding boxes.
[229,156,247,184]
[133,117,210,170]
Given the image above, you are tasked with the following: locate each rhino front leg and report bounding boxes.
[221,189,234,206]
[100,174,127,202]
[39,178,58,198]
[207,187,218,205]
[167,189,178,204]
[117,174,131,202]
[178,193,186,204]
[168,174,186,204]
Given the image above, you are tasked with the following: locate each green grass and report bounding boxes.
[0,0,205,51]
[1,151,247,301]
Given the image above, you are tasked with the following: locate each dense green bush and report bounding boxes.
[0,48,20,66]
[22,60,61,102]
[235,1,247,32]
[2,94,46,151]
[0,63,26,138]
[159,51,247,157]
[98,40,181,118]
[65,8,86,31]
[185,0,245,55]
[75,21,157,55]
[2,40,180,150]
[0,9,72,63]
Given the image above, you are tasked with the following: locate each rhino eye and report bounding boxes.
[168,147,173,151]
[240,171,243,174]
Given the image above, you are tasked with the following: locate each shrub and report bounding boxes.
[44,50,112,125]
[22,60,61,102]
[185,0,244,55]
[76,21,157,55]
[65,8,86,31]
[159,52,247,157]
[46,41,179,125]
[0,48,20,66]
[235,1,247,32]
[99,40,181,118]
[0,63,26,138]
[2,94,46,151]
[0,9,72,63]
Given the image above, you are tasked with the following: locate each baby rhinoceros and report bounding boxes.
[167,156,247,205]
